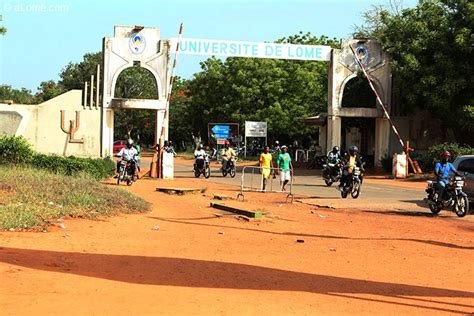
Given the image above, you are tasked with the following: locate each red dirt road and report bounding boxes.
[1,175,473,315]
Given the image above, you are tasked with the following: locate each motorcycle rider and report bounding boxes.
[194,144,208,170]
[339,145,364,191]
[434,151,461,203]
[326,146,341,177]
[327,146,341,164]
[115,139,138,179]
[221,140,236,171]
[274,140,281,154]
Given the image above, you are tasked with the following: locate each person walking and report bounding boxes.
[259,146,274,191]
[276,145,293,191]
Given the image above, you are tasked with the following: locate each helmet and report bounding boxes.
[198,144,203,150]
[348,145,358,155]
[441,150,451,158]
[332,146,340,152]
[126,139,134,148]
[275,140,279,145]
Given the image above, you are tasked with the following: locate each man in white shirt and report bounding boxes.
[115,139,138,178]
[194,144,208,170]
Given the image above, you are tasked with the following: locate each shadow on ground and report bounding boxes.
[0,247,472,314]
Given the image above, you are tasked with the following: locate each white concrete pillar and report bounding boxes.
[327,116,341,152]
[375,117,390,167]
[101,108,114,157]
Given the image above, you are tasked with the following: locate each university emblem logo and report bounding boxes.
[355,45,369,65]
[129,32,146,55]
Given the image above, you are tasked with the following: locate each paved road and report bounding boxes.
[172,160,428,212]
[139,156,472,218]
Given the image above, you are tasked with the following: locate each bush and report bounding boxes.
[427,143,473,162]
[410,151,433,172]
[0,135,115,180]
[413,143,474,171]
[0,135,34,164]
[31,154,115,180]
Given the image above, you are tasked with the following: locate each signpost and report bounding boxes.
[244,121,267,158]
[211,124,230,140]
[169,38,332,61]
[207,123,240,152]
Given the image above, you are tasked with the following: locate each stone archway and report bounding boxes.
[101,26,171,157]
[326,39,392,166]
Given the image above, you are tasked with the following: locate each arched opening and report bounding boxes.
[114,66,159,99]
[341,117,375,167]
[339,75,379,166]
[113,67,158,151]
[341,75,377,108]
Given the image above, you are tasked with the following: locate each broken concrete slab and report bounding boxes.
[210,202,263,218]
[156,187,206,195]
[212,194,234,201]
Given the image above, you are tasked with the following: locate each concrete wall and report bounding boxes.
[0,90,101,157]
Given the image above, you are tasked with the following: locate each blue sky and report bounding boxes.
[0,0,417,92]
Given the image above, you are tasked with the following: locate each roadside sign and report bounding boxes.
[244,121,268,158]
[211,124,230,139]
[208,123,240,144]
[245,121,267,137]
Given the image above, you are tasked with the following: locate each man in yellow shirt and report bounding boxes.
[339,145,364,191]
[221,141,236,171]
[259,146,274,191]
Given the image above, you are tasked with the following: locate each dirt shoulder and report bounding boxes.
[0,175,473,315]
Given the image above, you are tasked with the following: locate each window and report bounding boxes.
[457,158,474,174]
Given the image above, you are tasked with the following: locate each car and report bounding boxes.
[452,155,474,202]
[113,140,127,153]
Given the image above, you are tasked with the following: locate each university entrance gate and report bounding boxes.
[0,25,394,170]
[95,25,394,167]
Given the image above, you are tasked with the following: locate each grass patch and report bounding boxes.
[0,166,151,231]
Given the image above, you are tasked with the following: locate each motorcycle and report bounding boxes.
[322,162,342,186]
[340,167,362,199]
[425,176,469,217]
[221,158,237,178]
[194,156,211,179]
[117,159,136,186]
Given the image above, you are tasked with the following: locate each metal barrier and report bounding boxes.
[295,149,316,163]
[237,166,294,203]
[295,149,311,162]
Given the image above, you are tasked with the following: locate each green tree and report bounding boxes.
[59,52,102,90]
[113,67,159,145]
[34,80,64,103]
[356,0,474,145]
[0,85,35,104]
[185,32,340,145]
[169,77,191,150]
